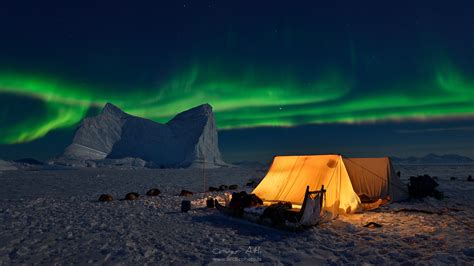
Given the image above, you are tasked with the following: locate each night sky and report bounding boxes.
[0,1,473,162]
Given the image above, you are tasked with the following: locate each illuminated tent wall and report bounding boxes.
[252,155,362,216]
[343,157,408,202]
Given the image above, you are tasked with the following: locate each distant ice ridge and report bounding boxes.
[57,103,227,168]
[392,153,474,165]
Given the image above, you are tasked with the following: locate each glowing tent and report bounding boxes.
[252,155,408,216]
[343,157,408,202]
[252,155,362,216]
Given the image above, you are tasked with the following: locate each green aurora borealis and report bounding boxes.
[0,1,473,162]
[0,62,473,144]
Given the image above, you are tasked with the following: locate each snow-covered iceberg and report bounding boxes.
[58,103,226,168]
[0,160,17,171]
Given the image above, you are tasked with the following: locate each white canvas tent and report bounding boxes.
[252,154,408,216]
[343,157,408,202]
[252,155,361,216]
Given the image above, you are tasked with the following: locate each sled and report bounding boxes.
[215,186,326,231]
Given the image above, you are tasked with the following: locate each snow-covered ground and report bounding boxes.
[0,165,473,264]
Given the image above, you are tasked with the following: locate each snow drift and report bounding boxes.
[58,103,226,168]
